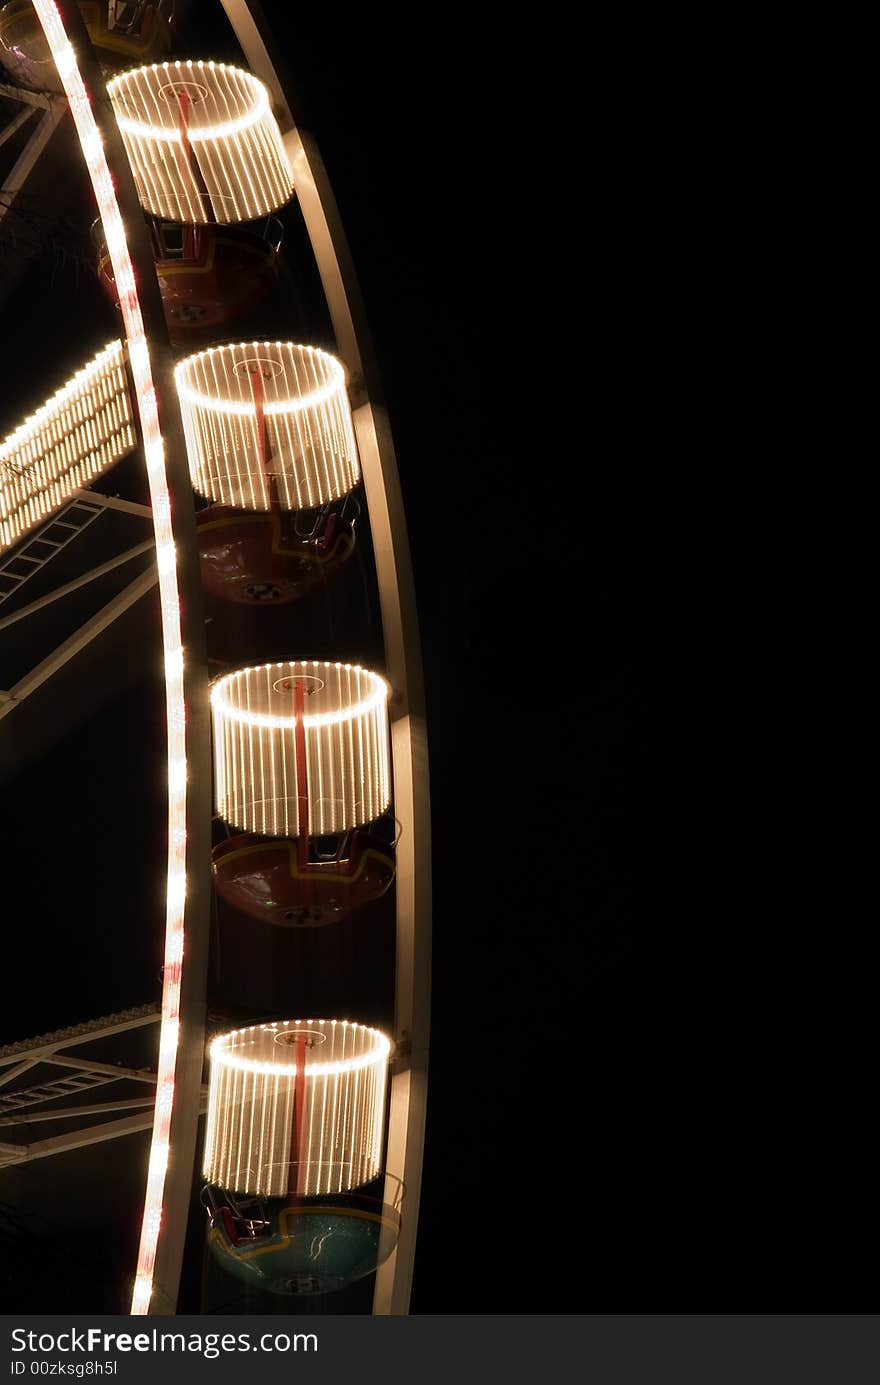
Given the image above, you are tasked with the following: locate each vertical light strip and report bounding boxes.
[31,1,187,1317]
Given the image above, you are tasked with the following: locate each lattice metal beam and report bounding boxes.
[0,96,66,224]
[0,1005,208,1168]
[0,537,154,629]
[0,1070,116,1113]
[0,1095,156,1126]
[0,1003,160,1065]
[0,564,157,720]
[0,1110,158,1166]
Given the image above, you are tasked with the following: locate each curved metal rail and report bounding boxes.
[218,0,432,1316]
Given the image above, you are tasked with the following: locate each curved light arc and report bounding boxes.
[32,1,191,1318]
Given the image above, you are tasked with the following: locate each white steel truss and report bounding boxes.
[0,551,157,720]
[0,81,67,226]
[0,496,105,604]
[0,1005,207,1167]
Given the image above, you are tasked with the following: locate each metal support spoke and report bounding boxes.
[0,1096,158,1126]
[0,82,56,110]
[0,539,155,632]
[71,488,152,518]
[0,1059,38,1089]
[0,99,66,224]
[0,1110,159,1165]
[0,565,157,720]
[0,104,35,150]
[0,1095,208,1165]
[42,1055,158,1084]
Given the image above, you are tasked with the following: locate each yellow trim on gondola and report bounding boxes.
[157,235,272,276]
[99,236,273,284]
[208,1203,398,1263]
[198,512,271,534]
[156,236,217,277]
[214,840,394,887]
[198,511,355,565]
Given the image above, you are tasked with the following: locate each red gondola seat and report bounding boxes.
[212,829,395,927]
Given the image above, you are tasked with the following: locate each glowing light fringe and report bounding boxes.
[106,60,294,224]
[175,342,360,512]
[31,1,187,1316]
[0,341,134,551]
[203,1021,390,1198]
[211,661,391,838]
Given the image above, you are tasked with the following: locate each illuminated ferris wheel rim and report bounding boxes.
[8,0,430,1321]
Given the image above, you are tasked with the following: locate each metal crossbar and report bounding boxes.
[0,1070,115,1114]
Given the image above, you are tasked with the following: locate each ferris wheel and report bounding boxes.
[0,0,430,1317]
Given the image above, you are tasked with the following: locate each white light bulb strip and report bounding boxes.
[106,60,294,224]
[211,661,392,838]
[203,1021,390,1199]
[175,342,360,512]
[0,341,134,551]
[31,1,188,1317]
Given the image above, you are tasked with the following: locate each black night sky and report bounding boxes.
[1,7,640,1315]
[258,22,637,1310]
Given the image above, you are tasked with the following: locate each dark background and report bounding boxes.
[1,9,638,1313]
[259,13,638,1312]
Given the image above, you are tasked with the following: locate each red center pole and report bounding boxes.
[175,90,197,257]
[288,1033,308,1197]
[250,365,278,511]
[293,679,310,875]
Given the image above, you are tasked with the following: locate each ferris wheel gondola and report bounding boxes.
[201,1180,402,1298]
[93,216,283,349]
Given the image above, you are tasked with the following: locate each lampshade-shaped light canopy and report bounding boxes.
[211,660,391,838]
[203,1020,391,1197]
[107,60,294,223]
[175,342,359,512]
